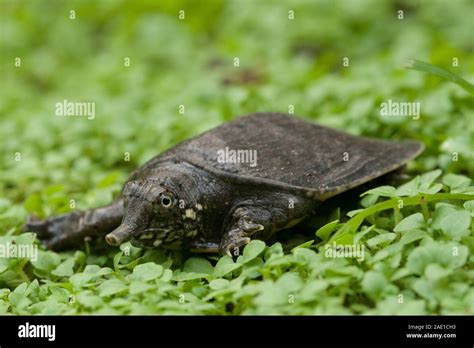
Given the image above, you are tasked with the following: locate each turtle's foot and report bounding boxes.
[219,221,264,257]
[25,212,85,250]
[24,199,124,251]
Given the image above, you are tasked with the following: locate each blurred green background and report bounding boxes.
[0,0,473,315]
[1,0,473,203]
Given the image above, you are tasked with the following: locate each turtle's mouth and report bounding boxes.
[130,227,174,248]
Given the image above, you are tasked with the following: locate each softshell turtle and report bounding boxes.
[25,113,423,256]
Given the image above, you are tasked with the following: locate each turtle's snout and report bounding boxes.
[105,224,136,246]
[105,233,122,246]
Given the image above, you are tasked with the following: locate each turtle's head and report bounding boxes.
[105,177,192,249]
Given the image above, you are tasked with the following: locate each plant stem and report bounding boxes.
[394,204,401,226]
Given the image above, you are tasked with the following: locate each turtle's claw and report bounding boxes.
[241,222,264,234]
[221,234,251,257]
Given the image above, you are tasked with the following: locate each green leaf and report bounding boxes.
[70,272,95,289]
[242,240,266,263]
[361,272,389,300]
[76,291,104,309]
[172,272,210,281]
[119,242,141,257]
[366,233,396,247]
[412,278,435,301]
[0,299,10,314]
[398,229,427,245]
[396,176,420,196]
[391,268,411,281]
[394,213,425,232]
[346,209,364,217]
[432,206,471,239]
[419,183,442,195]
[293,248,317,265]
[113,251,123,271]
[23,194,43,214]
[129,281,154,294]
[291,240,314,251]
[354,225,376,244]
[299,280,328,302]
[131,262,163,282]
[8,283,31,309]
[84,265,113,276]
[209,279,230,290]
[0,288,10,300]
[406,59,474,95]
[49,285,70,303]
[83,265,101,273]
[417,170,443,194]
[315,219,339,241]
[463,201,474,216]
[254,283,287,306]
[264,242,284,261]
[31,250,61,272]
[443,174,471,190]
[213,256,242,277]
[332,232,354,245]
[420,169,442,184]
[51,258,75,277]
[28,299,70,315]
[275,272,303,292]
[97,279,128,297]
[425,264,452,282]
[360,193,380,208]
[161,269,173,282]
[407,241,468,275]
[183,257,214,274]
[74,250,86,266]
[109,298,131,308]
[370,243,403,263]
[361,186,397,197]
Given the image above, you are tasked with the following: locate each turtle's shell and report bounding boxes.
[135,113,423,200]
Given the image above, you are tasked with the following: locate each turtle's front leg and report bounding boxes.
[219,195,314,256]
[24,198,124,251]
[219,206,268,256]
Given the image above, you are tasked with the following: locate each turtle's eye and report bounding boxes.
[160,193,174,208]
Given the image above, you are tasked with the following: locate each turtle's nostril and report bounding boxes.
[105,233,120,246]
[105,224,136,246]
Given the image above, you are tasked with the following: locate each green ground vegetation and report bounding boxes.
[0,0,473,314]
